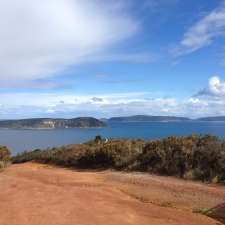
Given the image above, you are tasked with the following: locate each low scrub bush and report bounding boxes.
[138,135,225,182]
[0,146,11,169]
[11,135,225,183]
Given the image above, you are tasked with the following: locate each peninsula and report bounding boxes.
[0,117,105,129]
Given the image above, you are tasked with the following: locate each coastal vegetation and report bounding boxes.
[12,135,225,183]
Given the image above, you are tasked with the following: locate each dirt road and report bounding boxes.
[0,163,224,225]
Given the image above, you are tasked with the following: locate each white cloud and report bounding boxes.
[0,92,180,118]
[196,76,225,97]
[185,75,225,117]
[0,91,212,119]
[0,0,139,85]
[174,2,225,55]
[0,92,149,108]
[208,76,225,95]
[1,76,225,119]
[188,98,201,104]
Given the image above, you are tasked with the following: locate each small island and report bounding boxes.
[0,117,105,129]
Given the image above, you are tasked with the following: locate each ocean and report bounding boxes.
[1,121,225,155]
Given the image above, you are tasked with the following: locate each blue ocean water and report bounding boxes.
[1,121,225,155]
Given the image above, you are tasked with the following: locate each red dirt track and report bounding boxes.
[0,163,224,225]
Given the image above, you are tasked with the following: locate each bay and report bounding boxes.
[0,121,225,155]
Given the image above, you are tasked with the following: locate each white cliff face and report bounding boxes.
[43,120,55,128]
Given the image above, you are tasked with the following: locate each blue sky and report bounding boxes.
[1,0,225,118]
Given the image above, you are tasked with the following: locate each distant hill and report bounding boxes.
[197,116,225,122]
[108,115,191,122]
[0,117,106,129]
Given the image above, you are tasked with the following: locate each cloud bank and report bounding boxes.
[1,76,225,119]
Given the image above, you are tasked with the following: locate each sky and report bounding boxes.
[1,0,225,119]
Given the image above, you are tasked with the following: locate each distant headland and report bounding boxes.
[107,115,190,122]
[0,115,224,129]
[0,117,105,129]
[106,115,225,122]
